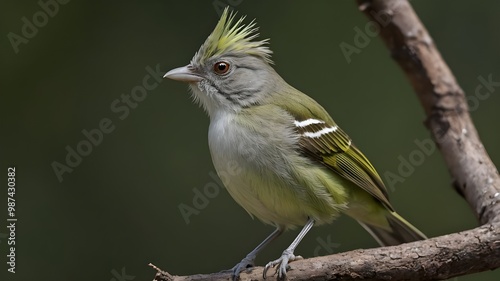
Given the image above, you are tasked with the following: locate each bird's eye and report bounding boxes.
[213,61,230,75]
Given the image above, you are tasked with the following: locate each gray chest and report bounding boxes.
[208,110,300,184]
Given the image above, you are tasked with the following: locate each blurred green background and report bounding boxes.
[1,1,499,280]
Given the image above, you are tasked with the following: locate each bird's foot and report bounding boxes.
[263,250,302,280]
[221,256,256,281]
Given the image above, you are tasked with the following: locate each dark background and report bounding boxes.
[1,1,499,280]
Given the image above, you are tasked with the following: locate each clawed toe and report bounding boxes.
[263,250,300,280]
[230,257,256,280]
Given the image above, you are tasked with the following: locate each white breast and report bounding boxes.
[206,110,319,227]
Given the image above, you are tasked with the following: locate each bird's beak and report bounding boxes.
[163,65,202,83]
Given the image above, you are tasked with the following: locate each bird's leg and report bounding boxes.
[228,227,283,280]
[263,218,315,280]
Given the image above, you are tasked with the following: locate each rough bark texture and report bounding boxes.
[152,224,500,281]
[152,0,500,280]
[356,0,500,225]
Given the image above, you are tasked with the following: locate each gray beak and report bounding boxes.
[163,65,202,82]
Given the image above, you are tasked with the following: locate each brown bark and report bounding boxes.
[152,0,500,280]
[151,224,500,281]
[356,0,500,225]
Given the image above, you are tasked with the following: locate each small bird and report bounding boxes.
[164,7,426,280]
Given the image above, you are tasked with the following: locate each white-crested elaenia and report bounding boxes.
[164,7,426,280]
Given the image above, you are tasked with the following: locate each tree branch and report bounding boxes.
[151,224,500,281]
[356,0,500,225]
[153,0,500,279]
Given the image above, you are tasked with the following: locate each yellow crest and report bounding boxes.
[191,7,272,65]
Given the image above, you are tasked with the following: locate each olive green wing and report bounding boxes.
[293,117,393,211]
[271,89,392,210]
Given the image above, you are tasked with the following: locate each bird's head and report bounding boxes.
[164,8,281,116]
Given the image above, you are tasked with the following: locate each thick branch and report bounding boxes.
[356,0,500,224]
[154,1,500,280]
[152,223,500,280]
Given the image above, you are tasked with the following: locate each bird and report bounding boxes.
[163,7,427,280]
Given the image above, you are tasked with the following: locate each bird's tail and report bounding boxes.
[357,211,427,246]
